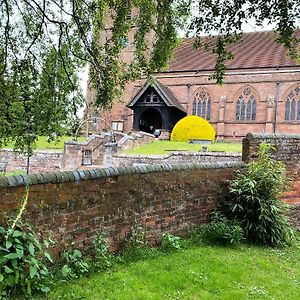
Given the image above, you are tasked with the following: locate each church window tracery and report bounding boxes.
[192,89,212,120]
[236,87,257,121]
[285,87,300,122]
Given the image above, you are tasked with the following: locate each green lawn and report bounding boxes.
[40,242,300,300]
[123,141,242,155]
[2,136,85,151]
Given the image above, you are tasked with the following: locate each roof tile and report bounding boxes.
[167,30,300,72]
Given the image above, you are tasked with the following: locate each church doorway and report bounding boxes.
[138,108,162,134]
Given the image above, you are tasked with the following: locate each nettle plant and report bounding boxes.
[225,143,295,247]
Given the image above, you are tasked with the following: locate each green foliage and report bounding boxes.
[1,0,298,120]
[162,233,182,250]
[0,50,82,154]
[0,222,52,298]
[119,224,162,262]
[129,223,148,247]
[60,249,90,280]
[199,212,244,245]
[225,143,294,247]
[92,233,114,271]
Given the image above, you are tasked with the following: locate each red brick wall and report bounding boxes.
[0,162,242,254]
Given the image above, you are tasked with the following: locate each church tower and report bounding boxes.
[85,8,153,134]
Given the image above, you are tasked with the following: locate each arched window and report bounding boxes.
[235,87,257,121]
[192,89,212,120]
[285,86,300,122]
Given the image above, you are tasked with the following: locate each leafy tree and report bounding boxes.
[0,1,299,151]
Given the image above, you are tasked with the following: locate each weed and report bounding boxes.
[60,249,90,280]
[93,233,114,271]
[200,211,244,245]
[162,233,182,250]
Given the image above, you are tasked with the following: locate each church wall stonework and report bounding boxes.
[99,68,300,140]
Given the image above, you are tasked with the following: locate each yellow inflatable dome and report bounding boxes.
[170,115,216,142]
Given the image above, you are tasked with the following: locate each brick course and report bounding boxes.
[0,161,242,254]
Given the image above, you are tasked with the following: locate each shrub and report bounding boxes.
[224,143,294,247]
[200,212,244,245]
[170,115,215,142]
[0,222,52,298]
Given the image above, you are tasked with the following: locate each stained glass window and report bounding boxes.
[291,99,296,120]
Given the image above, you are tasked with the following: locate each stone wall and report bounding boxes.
[0,131,156,173]
[0,149,63,173]
[109,151,242,168]
[0,161,243,254]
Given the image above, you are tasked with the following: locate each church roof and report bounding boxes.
[127,78,186,113]
[167,30,300,73]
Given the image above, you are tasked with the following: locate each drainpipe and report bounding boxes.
[186,84,191,113]
[273,81,280,133]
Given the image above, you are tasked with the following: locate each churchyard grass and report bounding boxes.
[123,141,242,155]
[2,136,85,151]
[37,241,300,300]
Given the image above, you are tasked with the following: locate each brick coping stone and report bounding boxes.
[0,161,245,188]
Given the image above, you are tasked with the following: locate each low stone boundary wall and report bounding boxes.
[0,161,243,254]
[0,131,156,173]
[109,151,242,167]
[0,149,63,173]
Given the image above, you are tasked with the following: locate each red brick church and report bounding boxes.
[86,29,300,141]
